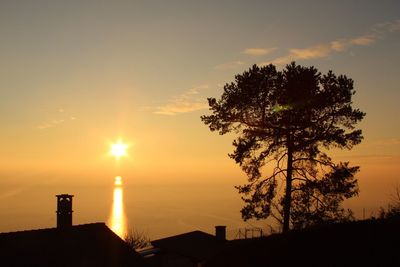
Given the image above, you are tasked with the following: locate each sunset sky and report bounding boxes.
[1,1,399,238]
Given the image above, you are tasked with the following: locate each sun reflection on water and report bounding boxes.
[108,176,127,238]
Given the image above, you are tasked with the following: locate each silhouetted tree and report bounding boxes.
[125,229,151,250]
[288,162,358,229]
[201,62,365,232]
[378,185,400,219]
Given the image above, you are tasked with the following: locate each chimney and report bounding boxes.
[56,194,73,229]
[215,225,226,241]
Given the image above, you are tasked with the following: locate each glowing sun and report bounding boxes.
[110,140,128,159]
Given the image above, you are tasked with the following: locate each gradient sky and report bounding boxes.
[1,1,399,237]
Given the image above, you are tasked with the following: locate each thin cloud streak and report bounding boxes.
[372,138,400,147]
[36,108,77,130]
[242,47,277,56]
[215,48,276,71]
[350,35,376,46]
[154,85,210,116]
[330,40,348,52]
[336,154,395,160]
[290,45,332,59]
[261,19,400,66]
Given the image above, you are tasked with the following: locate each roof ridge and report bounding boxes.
[0,222,106,235]
[152,230,215,243]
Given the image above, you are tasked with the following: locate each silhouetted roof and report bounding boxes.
[0,223,145,267]
[206,218,400,267]
[151,230,225,261]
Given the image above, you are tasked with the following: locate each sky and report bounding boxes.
[0,0,399,238]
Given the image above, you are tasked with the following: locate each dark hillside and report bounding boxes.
[207,218,400,267]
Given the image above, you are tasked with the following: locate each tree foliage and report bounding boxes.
[289,162,358,229]
[125,229,151,250]
[201,62,365,232]
[377,186,400,219]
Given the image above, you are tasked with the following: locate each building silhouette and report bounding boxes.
[0,194,145,267]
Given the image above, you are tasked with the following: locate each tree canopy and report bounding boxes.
[201,62,365,232]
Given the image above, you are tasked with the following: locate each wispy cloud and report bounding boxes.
[290,45,332,59]
[330,40,348,52]
[36,108,76,130]
[154,85,209,116]
[270,45,332,65]
[350,35,376,46]
[336,154,394,160]
[371,19,400,34]
[242,47,277,56]
[373,138,400,147]
[215,48,276,70]
[214,61,245,70]
[261,19,400,66]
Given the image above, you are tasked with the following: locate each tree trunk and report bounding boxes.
[283,141,293,233]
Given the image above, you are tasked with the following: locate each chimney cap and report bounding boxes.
[56,194,74,197]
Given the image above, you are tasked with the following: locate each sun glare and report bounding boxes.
[114,176,122,186]
[108,177,127,238]
[110,140,128,160]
